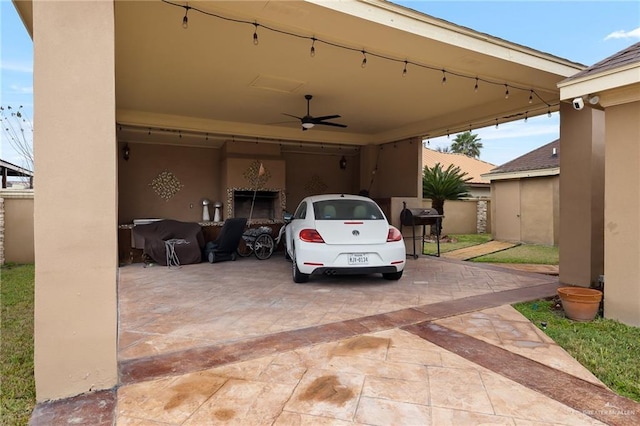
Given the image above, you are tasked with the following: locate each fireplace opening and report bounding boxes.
[233,190,280,220]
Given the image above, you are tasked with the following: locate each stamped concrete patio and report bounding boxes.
[31,254,640,425]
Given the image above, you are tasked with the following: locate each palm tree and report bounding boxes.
[435,146,450,153]
[422,163,471,233]
[450,131,483,158]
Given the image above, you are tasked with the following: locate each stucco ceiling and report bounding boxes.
[19,0,586,148]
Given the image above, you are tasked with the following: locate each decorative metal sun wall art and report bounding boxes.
[304,174,328,195]
[243,160,272,189]
[149,170,184,201]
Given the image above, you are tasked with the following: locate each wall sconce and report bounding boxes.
[122,143,130,161]
[339,155,347,170]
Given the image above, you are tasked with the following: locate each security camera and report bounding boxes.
[572,97,584,110]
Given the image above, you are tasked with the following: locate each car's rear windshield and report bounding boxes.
[313,199,385,221]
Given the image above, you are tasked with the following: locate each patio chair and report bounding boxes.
[132,219,205,266]
[204,217,248,263]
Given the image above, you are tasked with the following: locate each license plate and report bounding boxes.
[348,253,369,265]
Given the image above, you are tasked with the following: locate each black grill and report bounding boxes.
[400,202,443,258]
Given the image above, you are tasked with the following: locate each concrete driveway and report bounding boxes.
[30,254,640,425]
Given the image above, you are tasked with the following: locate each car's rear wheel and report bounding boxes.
[383,270,403,280]
[292,246,309,283]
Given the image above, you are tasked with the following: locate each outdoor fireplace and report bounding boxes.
[227,188,286,221]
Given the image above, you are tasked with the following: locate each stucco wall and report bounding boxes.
[118,142,221,223]
[369,138,422,199]
[0,191,34,263]
[33,1,118,401]
[283,151,358,210]
[603,100,640,326]
[559,104,605,287]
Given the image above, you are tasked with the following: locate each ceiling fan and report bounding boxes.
[282,94,347,130]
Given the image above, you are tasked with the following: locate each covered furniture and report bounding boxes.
[132,219,205,266]
[204,217,247,263]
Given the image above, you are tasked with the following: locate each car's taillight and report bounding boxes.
[299,229,325,243]
[387,226,402,242]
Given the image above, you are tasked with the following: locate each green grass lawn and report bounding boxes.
[472,243,559,264]
[514,299,640,402]
[422,233,492,255]
[1,264,36,426]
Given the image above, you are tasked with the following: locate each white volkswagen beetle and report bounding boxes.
[285,194,406,283]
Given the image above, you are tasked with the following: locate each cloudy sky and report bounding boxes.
[1,1,639,167]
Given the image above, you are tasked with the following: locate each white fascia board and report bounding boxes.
[558,63,640,100]
[306,0,584,77]
[482,167,560,181]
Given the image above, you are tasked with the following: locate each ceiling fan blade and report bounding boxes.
[315,121,347,128]
[282,113,303,120]
[312,114,341,122]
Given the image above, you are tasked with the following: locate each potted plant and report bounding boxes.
[557,286,603,322]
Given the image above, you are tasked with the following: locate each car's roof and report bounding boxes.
[302,194,373,203]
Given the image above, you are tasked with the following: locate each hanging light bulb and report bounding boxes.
[504,84,509,99]
[548,108,552,117]
[182,6,190,29]
[361,50,367,68]
[474,77,479,92]
[441,70,447,84]
[495,119,499,129]
[253,23,259,45]
[524,112,528,123]
[529,90,534,104]
[310,37,316,57]
[402,60,408,77]
[446,130,450,138]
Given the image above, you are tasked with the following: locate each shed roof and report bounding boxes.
[487,139,559,176]
[422,148,495,185]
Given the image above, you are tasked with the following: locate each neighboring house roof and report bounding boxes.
[483,140,559,180]
[562,42,640,83]
[422,148,495,185]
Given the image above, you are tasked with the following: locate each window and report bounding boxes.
[313,199,384,220]
[294,202,307,219]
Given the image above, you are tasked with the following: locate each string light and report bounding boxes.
[162,0,559,140]
[495,119,499,129]
[253,23,259,45]
[182,5,190,29]
[164,0,554,112]
[524,112,528,122]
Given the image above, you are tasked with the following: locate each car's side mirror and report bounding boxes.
[283,212,293,224]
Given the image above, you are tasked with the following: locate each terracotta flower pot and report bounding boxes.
[557,286,603,322]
